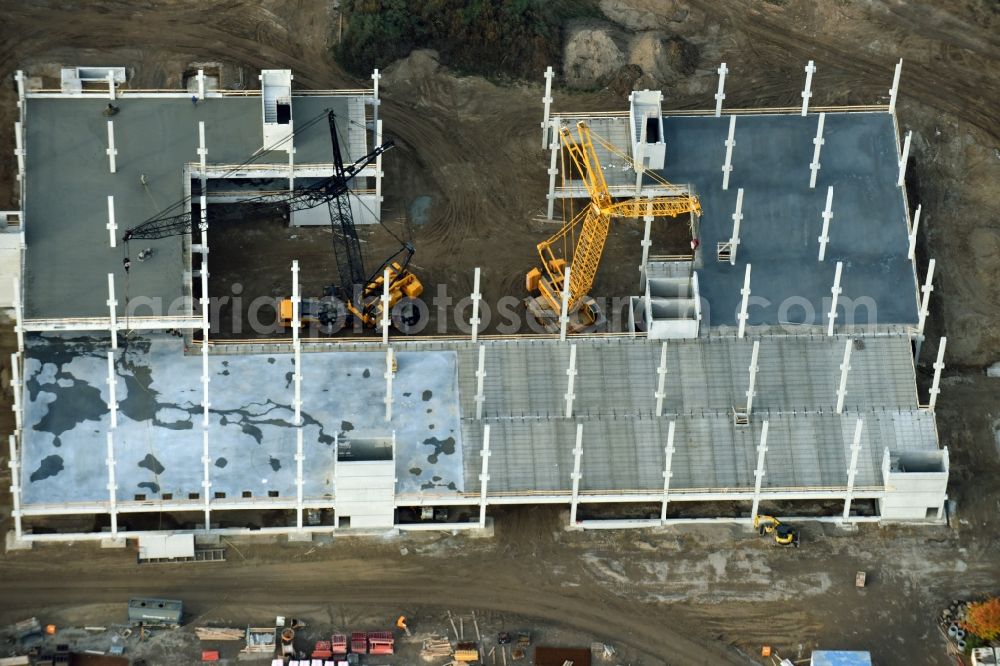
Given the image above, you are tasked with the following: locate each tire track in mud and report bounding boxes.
[686,0,1000,140]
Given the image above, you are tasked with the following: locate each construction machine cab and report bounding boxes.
[753,514,800,547]
[774,524,800,547]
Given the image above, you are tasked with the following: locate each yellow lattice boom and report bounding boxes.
[527,121,702,318]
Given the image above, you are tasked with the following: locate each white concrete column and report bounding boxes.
[8,435,23,539]
[928,337,946,410]
[546,121,559,220]
[809,112,826,188]
[818,186,833,261]
[106,196,117,248]
[897,130,912,187]
[737,264,752,338]
[201,430,211,530]
[106,352,118,430]
[384,346,394,422]
[14,70,25,110]
[827,261,843,336]
[474,344,487,420]
[564,344,577,419]
[14,121,24,184]
[381,267,391,345]
[469,267,482,343]
[659,421,676,523]
[291,261,302,425]
[107,71,116,100]
[644,279,653,337]
[374,119,384,206]
[559,265,572,341]
[917,258,936,337]
[654,341,669,417]
[295,428,305,530]
[9,353,22,433]
[715,63,728,117]
[639,198,653,283]
[633,118,646,195]
[197,68,206,100]
[746,340,760,417]
[728,187,744,265]
[12,278,23,352]
[198,121,207,182]
[106,120,117,173]
[888,59,903,114]
[370,69,381,153]
[907,204,922,261]
[541,66,554,148]
[843,417,864,521]
[721,116,736,190]
[801,60,816,116]
[107,273,118,350]
[835,338,853,414]
[332,433,339,529]
[750,420,770,520]
[105,432,118,535]
[478,424,491,528]
[288,145,296,191]
[199,226,211,426]
[569,423,583,526]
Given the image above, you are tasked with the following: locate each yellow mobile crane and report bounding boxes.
[525,121,702,332]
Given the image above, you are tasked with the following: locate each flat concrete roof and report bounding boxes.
[555,111,919,329]
[18,332,936,507]
[658,113,919,329]
[20,334,462,505]
[22,95,362,319]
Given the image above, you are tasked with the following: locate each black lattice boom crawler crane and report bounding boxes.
[121,111,423,333]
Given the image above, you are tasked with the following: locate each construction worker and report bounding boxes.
[103,103,119,116]
[122,257,131,273]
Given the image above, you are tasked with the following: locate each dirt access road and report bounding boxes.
[1,1,999,664]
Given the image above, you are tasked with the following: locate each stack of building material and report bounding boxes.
[311,640,333,659]
[195,627,244,641]
[244,627,277,653]
[421,636,452,659]
[331,634,347,655]
[350,632,368,654]
[367,631,394,655]
[455,642,479,662]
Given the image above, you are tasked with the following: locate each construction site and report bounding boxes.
[1,1,999,665]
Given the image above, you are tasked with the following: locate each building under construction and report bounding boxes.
[4,61,949,549]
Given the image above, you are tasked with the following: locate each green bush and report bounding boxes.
[337,0,597,79]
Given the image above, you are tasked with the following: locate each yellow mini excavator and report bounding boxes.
[753,515,800,547]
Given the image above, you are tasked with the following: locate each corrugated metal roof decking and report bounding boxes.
[455,334,918,419]
[462,409,937,495]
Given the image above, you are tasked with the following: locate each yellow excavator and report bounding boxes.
[754,515,800,547]
[525,120,702,333]
[277,112,423,334]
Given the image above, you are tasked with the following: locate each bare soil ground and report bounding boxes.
[0,1,999,665]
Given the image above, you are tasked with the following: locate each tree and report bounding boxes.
[964,597,1000,641]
